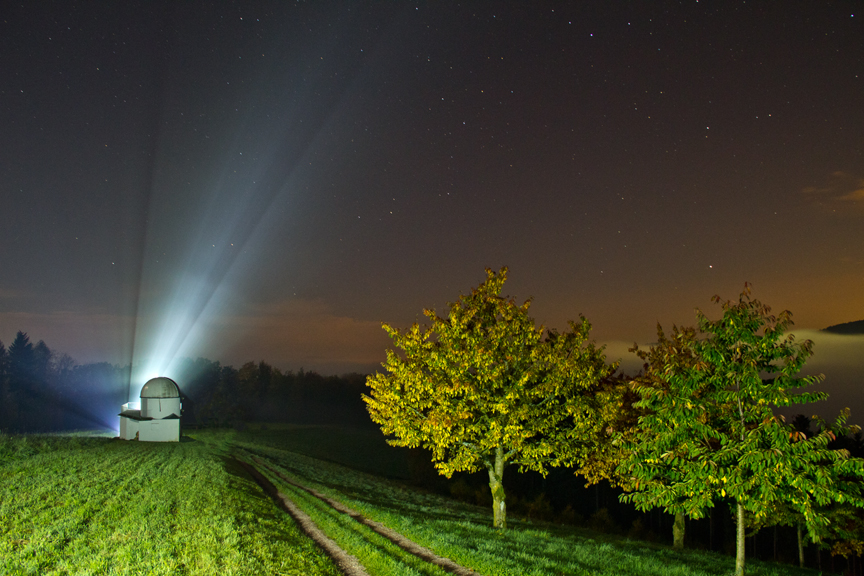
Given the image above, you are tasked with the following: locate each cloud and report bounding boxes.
[599,340,644,375]
[0,295,394,376]
[202,297,391,374]
[802,171,864,212]
[839,187,864,202]
[0,288,23,301]
[772,330,864,424]
[0,309,135,364]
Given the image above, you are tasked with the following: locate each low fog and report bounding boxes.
[603,330,864,425]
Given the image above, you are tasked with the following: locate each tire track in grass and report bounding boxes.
[251,456,481,576]
[237,459,371,576]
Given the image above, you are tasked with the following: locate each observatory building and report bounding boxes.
[118,377,182,442]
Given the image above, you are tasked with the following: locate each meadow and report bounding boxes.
[0,427,833,575]
[0,432,339,576]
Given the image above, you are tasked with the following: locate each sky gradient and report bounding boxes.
[1,2,862,406]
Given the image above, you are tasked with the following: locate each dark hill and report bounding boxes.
[822,319,864,335]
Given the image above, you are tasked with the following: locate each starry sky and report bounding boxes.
[1,2,862,411]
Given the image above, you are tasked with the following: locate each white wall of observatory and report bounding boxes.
[138,419,180,442]
[119,416,139,440]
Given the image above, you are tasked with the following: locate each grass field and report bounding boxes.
[0,432,340,576]
[0,426,834,576]
[230,426,826,576]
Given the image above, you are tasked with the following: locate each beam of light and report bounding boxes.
[122,10,371,400]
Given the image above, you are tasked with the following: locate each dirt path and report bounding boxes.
[252,456,480,576]
[238,459,371,576]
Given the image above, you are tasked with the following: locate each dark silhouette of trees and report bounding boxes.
[0,331,376,433]
[0,339,8,427]
[8,332,35,390]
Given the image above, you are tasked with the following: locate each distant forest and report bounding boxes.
[0,331,370,433]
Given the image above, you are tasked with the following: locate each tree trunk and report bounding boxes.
[709,507,715,551]
[673,512,685,549]
[735,388,747,576]
[797,525,805,568]
[488,446,506,529]
[773,525,777,561]
[734,502,745,576]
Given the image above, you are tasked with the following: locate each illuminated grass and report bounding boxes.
[1,429,833,576]
[230,431,827,576]
[254,463,452,576]
[0,433,340,576]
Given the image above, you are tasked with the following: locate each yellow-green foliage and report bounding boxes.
[0,432,340,576]
[364,267,616,479]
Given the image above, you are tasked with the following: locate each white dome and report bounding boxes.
[140,377,180,399]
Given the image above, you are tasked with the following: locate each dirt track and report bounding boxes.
[242,456,480,576]
[238,459,371,576]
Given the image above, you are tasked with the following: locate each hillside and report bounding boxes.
[1,427,837,575]
[822,319,864,335]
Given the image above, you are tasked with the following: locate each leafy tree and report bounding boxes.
[619,323,702,549]
[618,286,864,575]
[572,371,641,488]
[364,267,616,529]
[746,412,864,567]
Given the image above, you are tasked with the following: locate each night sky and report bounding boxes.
[1,2,862,411]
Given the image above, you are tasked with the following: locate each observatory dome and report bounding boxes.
[140,377,181,399]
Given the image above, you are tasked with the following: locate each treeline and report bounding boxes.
[6,326,864,572]
[187,357,370,428]
[0,331,371,433]
[0,332,127,432]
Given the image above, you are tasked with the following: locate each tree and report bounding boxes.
[364,267,616,529]
[570,371,642,489]
[745,412,864,568]
[5,332,35,429]
[0,339,7,380]
[7,331,35,387]
[32,340,53,386]
[618,286,864,575]
[621,323,703,549]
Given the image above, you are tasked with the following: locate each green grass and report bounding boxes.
[229,428,830,576]
[0,432,340,576]
[254,463,452,576]
[230,423,416,480]
[0,428,835,576]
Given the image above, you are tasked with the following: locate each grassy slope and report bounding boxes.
[230,425,830,576]
[0,427,834,576]
[0,432,340,576]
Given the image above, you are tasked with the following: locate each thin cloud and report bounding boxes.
[0,288,23,300]
[802,171,864,212]
[0,309,135,364]
[839,187,864,202]
[208,297,390,374]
